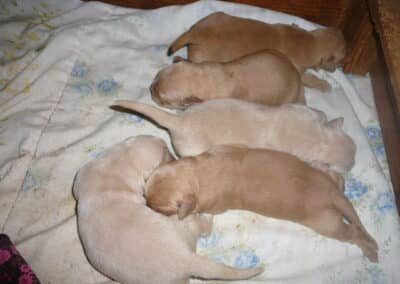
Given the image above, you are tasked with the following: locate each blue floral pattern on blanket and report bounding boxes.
[71,61,89,78]
[71,82,93,96]
[197,229,262,272]
[211,254,225,264]
[365,122,387,159]
[365,120,391,180]
[234,250,260,269]
[374,144,385,157]
[198,231,219,249]
[368,264,387,284]
[97,79,120,95]
[377,191,395,214]
[125,114,143,124]
[21,171,39,192]
[345,177,368,200]
[366,125,381,141]
[67,60,121,97]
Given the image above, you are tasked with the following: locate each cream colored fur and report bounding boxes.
[112,99,355,174]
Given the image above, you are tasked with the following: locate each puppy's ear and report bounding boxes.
[177,194,197,220]
[326,117,344,129]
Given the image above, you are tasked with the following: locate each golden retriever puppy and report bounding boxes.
[73,136,262,284]
[168,12,346,91]
[145,145,378,263]
[150,50,304,109]
[112,99,355,174]
[169,12,346,71]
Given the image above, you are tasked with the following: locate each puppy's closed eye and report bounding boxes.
[150,204,178,216]
[183,96,203,105]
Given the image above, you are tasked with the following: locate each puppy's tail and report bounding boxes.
[112,100,179,130]
[332,192,379,262]
[301,73,331,92]
[189,254,263,280]
[168,30,193,56]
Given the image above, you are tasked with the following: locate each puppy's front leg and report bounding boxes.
[301,73,331,92]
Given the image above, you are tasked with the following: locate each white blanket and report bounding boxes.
[1,0,399,283]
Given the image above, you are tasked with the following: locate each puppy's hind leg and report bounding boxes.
[304,208,378,262]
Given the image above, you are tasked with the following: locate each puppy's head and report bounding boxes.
[150,61,203,109]
[145,162,198,219]
[127,136,174,180]
[313,27,346,72]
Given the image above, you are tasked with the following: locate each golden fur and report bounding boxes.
[151,50,305,109]
[145,145,378,263]
[168,12,346,91]
[168,12,346,71]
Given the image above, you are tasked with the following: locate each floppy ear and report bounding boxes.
[183,96,203,105]
[177,194,197,220]
[326,117,344,129]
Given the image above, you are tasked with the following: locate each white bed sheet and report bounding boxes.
[0,0,399,283]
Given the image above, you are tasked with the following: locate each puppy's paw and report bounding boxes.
[364,247,379,263]
[317,80,332,92]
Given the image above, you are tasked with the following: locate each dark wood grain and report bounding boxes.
[369,0,400,211]
[370,52,400,211]
[342,0,376,75]
[91,0,350,26]
[369,0,400,121]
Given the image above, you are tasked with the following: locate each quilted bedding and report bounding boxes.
[0,0,399,283]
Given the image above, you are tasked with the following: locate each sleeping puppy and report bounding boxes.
[168,12,346,71]
[73,135,262,284]
[112,99,355,174]
[151,50,305,109]
[168,12,346,90]
[145,145,378,263]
